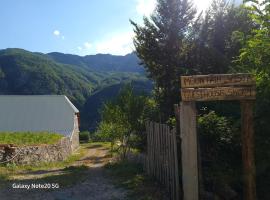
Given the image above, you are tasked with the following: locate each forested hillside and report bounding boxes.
[47,52,144,73]
[0,48,151,130]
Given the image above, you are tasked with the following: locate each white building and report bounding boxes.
[0,95,79,151]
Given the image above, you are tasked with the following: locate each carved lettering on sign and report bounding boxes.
[181,87,256,101]
[181,74,255,88]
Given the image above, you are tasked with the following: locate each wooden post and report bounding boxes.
[241,100,257,200]
[180,101,199,200]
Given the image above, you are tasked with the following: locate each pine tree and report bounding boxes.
[131,0,196,119]
[187,0,254,74]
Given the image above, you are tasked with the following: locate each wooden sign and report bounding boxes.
[181,87,256,101]
[180,74,256,101]
[181,74,255,88]
[179,73,257,200]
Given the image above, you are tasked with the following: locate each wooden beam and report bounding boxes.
[181,74,255,88]
[180,102,199,200]
[181,87,256,101]
[241,100,257,200]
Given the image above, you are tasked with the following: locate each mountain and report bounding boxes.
[81,80,153,131]
[0,48,152,130]
[0,48,98,106]
[47,52,144,73]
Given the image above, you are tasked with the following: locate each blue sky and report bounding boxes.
[0,0,225,56]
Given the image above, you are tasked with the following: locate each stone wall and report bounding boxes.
[70,114,80,151]
[0,137,72,165]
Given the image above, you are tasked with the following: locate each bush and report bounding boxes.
[198,111,242,197]
[79,131,90,142]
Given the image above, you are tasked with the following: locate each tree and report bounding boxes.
[235,1,270,199]
[131,0,196,119]
[97,85,149,158]
[187,0,254,74]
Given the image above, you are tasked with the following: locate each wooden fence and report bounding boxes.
[145,121,180,200]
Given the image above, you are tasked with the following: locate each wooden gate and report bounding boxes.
[180,73,257,200]
[145,121,180,200]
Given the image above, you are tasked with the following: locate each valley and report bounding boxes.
[0,48,152,131]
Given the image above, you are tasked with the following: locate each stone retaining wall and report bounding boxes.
[0,137,72,165]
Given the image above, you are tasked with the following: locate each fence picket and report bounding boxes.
[144,121,180,200]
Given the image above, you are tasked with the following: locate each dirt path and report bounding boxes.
[0,144,128,200]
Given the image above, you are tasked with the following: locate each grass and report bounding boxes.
[105,160,168,200]
[0,132,63,146]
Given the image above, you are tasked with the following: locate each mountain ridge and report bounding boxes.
[0,48,151,130]
[47,51,144,73]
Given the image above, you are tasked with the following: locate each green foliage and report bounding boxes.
[189,1,254,74]
[79,131,90,142]
[131,0,196,119]
[0,48,94,106]
[96,85,151,156]
[131,0,253,121]
[235,2,270,198]
[198,111,242,196]
[0,132,63,146]
[198,111,239,152]
[48,52,144,73]
[237,0,270,73]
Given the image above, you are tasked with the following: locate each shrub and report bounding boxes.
[79,131,90,142]
[198,111,242,196]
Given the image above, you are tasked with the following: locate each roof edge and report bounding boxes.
[64,96,79,113]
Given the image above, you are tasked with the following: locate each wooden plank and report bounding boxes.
[165,125,170,191]
[149,122,153,176]
[241,101,257,200]
[172,127,180,200]
[169,128,174,200]
[146,121,150,174]
[154,123,157,178]
[157,123,161,182]
[167,126,172,198]
[180,102,199,200]
[181,87,256,101]
[181,73,255,88]
[161,124,165,185]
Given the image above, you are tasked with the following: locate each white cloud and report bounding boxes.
[84,42,92,49]
[53,30,66,40]
[136,0,156,17]
[53,30,60,36]
[94,32,134,55]
[76,32,134,55]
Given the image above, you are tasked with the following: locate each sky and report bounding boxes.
[0,0,231,56]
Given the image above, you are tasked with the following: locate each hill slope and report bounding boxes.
[0,48,151,130]
[47,52,144,73]
[0,48,99,105]
[81,80,153,130]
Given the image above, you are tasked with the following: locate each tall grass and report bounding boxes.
[0,132,63,146]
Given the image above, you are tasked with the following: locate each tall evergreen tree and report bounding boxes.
[131,0,196,119]
[187,0,254,74]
